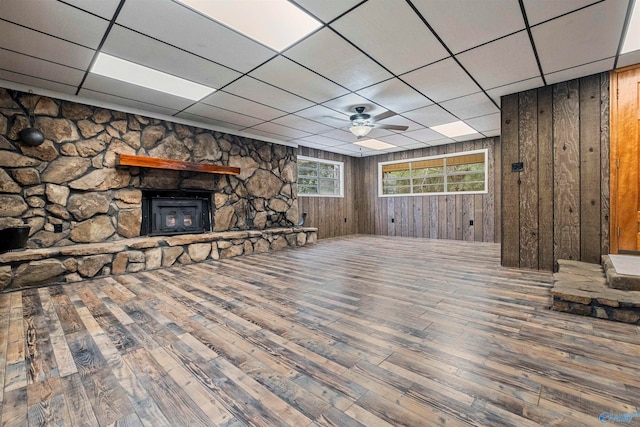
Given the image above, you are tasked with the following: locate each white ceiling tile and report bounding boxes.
[249,122,312,139]
[456,31,540,90]
[78,88,181,116]
[0,49,85,86]
[331,0,448,74]
[427,138,457,147]
[62,0,121,19]
[243,128,292,143]
[322,93,389,118]
[223,77,314,113]
[272,115,335,134]
[617,50,640,68]
[453,132,484,142]
[285,28,392,91]
[532,0,627,74]
[250,56,348,103]
[0,21,95,69]
[402,127,448,143]
[318,129,357,142]
[182,103,263,128]
[402,58,479,102]
[116,0,275,73]
[356,78,433,114]
[482,129,501,137]
[292,0,362,23]
[412,0,524,53]
[103,26,241,90]
[466,113,501,132]
[200,91,285,121]
[439,93,499,120]
[399,142,430,150]
[402,104,457,127]
[523,0,600,25]
[0,0,109,48]
[378,134,422,147]
[0,72,77,95]
[82,74,194,111]
[297,135,350,147]
[485,77,544,104]
[544,58,614,85]
[295,105,349,127]
[174,112,245,131]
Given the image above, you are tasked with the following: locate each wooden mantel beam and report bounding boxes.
[116,153,240,175]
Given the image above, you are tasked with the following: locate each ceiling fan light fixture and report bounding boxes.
[349,124,374,137]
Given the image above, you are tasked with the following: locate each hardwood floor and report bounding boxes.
[1,235,639,426]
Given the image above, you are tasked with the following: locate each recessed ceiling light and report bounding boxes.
[430,121,477,138]
[91,53,215,101]
[177,0,322,52]
[354,139,397,150]
[622,0,640,54]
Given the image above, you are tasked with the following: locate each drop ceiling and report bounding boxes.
[0,0,636,157]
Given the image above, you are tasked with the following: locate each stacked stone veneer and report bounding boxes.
[0,228,317,292]
[0,88,299,249]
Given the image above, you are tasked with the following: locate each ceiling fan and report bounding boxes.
[347,106,408,138]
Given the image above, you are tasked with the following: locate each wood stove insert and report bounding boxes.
[141,190,212,236]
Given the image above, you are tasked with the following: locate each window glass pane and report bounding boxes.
[319,163,338,178]
[447,163,485,173]
[297,157,343,196]
[412,166,444,177]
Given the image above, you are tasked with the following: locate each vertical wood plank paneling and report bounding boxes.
[501,94,521,267]
[519,90,540,269]
[600,73,611,256]
[485,137,498,243]
[579,74,602,264]
[537,86,555,271]
[553,80,581,261]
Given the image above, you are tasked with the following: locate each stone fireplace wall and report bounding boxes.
[0,89,299,249]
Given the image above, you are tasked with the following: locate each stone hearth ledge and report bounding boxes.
[0,227,317,292]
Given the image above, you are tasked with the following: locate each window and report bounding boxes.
[379,149,487,197]
[297,156,344,197]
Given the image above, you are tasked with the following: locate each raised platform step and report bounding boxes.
[603,254,640,290]
[552,259,640,324]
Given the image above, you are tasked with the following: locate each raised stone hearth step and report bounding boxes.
[602,255,640,291]
[0,227,317,292]
[552,259,640,324]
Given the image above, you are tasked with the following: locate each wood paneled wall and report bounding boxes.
[501,72,610,270]
[296,147,358,239]
[354,138,501,242]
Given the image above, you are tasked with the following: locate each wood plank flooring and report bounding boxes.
[1,235,640,426]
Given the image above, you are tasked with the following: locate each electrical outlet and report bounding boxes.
[391,218,395,223]
[470,220,474,226]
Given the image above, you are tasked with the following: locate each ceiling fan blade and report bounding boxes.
[371,110,397,122]
[376,124,409,131]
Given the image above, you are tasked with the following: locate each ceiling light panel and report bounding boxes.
[430,121,477,138]
[91,53,216,101]
[412,0,524,54]
[331,0,448,75]
[177,0,321,52]
[117,0,274,73]
[622,0,640,54]
[354,139,397,150]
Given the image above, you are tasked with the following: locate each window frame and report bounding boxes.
[297,155,345,198]
[378,148,488,197]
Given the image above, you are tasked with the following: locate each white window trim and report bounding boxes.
[297,155,344,198]
[378,148,488,197]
